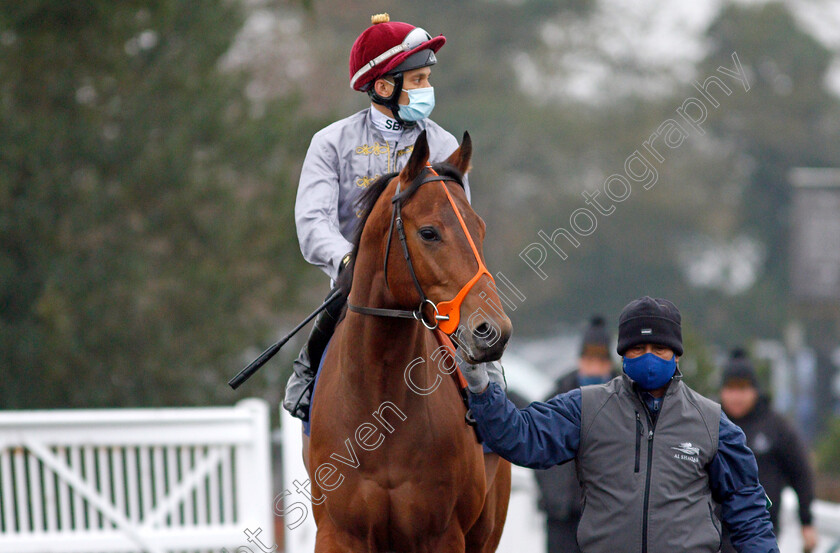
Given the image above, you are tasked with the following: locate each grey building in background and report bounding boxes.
[789,168,840,436]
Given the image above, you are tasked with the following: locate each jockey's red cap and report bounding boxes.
[349,13,446,91]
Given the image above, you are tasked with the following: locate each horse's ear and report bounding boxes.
[445,131,473,175]
[400,130,430,182]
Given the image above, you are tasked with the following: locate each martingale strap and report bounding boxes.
[432,327,483,442]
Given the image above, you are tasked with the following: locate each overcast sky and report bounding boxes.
[515,0,840,103]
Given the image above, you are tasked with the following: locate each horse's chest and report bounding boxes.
[312,339,489,546]
[335,471,484,544]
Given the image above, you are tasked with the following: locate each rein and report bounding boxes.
[348,166,493,335]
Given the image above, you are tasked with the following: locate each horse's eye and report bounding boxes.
[418,227,441,242]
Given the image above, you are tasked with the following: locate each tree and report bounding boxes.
[700,3,839,296]
[0,1,317,408]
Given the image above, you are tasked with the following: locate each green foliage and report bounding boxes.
[3,0,840,412]
[677,326,719,399]
[816,417,840,476]
[0,1,315,408]
[698,2,840,339]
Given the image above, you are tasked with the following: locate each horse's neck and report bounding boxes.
[341,314,429,376]
[339,277,436,402]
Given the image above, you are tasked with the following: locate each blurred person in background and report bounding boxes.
[720,348,817,553]
[285,13,467,422]
[533,316,617,553]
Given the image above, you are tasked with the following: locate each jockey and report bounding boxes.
[285,14,471,421]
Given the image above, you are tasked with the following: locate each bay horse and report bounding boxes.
[307,130,513,552]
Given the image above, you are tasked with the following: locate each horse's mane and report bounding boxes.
[335,162,465,295]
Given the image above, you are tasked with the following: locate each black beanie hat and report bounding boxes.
[721,348,759,389]
[580,315,611,359]
[616,296,683,356]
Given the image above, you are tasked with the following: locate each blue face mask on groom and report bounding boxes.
[622,352,677,390]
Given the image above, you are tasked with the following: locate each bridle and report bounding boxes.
[348,166,493,334]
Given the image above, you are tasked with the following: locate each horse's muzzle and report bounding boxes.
[461,312,512,363]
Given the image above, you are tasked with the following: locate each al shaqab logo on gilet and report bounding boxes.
[672,442,700,463]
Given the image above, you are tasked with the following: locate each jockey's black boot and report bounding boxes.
[283,287,346,421]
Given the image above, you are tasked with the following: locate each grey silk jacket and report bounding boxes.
[295,108,469,280]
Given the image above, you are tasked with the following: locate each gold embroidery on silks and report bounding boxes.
[355,208,365,218]
[355,142,389,156]
[395,145,414,158]
[355,174,381,188]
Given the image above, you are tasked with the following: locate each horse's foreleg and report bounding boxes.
[302,429,311,477]
[466,458,511,553]
[313,525,367,553]
[483,452,500,494]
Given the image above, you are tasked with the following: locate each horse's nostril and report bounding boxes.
[474,322,491,339]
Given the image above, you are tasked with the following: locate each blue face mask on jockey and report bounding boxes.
[398,86,435,121]
[579,374,611,387]
[622,352,677,390]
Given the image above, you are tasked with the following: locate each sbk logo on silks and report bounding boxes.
[672,442,700,463]
[385,119,404,131]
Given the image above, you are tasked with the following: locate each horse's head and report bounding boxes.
[349,131,512,363]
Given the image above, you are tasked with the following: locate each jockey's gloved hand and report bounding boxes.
[338,252,352,277]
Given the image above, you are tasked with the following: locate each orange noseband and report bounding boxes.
[432,171,494,334]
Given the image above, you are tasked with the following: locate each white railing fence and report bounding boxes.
[0,398,273,553]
